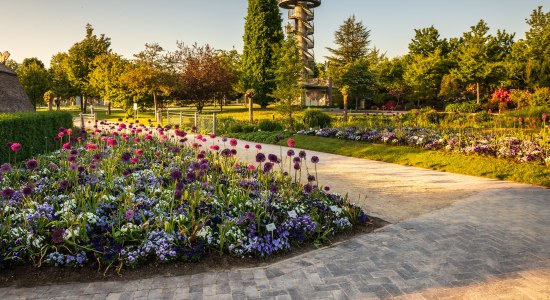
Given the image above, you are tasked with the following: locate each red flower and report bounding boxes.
[10,143,22,152]
[287,138,295,147]
[229,138,238,147]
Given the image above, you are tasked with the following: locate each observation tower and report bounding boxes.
[278,0,320,76]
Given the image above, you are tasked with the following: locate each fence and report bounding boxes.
[77,113,97,129]
[165,111,218,134]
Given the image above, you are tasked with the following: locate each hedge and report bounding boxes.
[0,111,73,163]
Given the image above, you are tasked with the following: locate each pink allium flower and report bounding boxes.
[66,128,73,135]
[62,142,71,150]
[229,138,238,147]
[107,137,117,147]
[247,164,255,170]
[57,132,65,138]
[196,134,203,140]
[131,157,139,164]
[10,143,22,152]
[287,138,295,147]
[134,137,140,143]
[255,144,262,150]
[135,149,143,156]
[159,135,168,143]
[86,143,98,151]
[145,134,153,141]
[244,144,250,149]
[209,145,220,151]
[209,133,216,139]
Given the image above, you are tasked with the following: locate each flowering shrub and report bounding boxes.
[299,126,550,165]
[0,122,369,272]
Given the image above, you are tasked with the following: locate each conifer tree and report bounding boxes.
[241,0,283,108]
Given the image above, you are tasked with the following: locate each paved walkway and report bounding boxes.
[2,139,549,299]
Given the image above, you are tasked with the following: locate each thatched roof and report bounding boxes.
[0,64,34,113]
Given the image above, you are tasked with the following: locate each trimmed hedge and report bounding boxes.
[0,111,73,163]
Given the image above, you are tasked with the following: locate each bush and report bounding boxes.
[445,101,482,113]
[258,119,284,131]
[216,117,240,135]
[303,109,332,128]
[229,131,292,144]
[0,111,74,163]
[530,87,550,107]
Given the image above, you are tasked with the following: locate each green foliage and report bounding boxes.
[444,101,482,113]
[342,58,377,100]
[89,53,131,110]
[49,52,76,101]
[404,49,449,104]
[271,34,304,130]
[241,0,283,108]
[303,109,332,128]
[17,58,50,109]
[258,119,284,131]
[530,87,550,107]
[326,15,371,66]
[509,89,531,108]
[0,111,73,163]
[408,26,449,56]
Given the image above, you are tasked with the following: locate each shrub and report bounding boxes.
[530,87,550,107]
[258,119,284,131]
[303,109,332,128]
[510,89,531,108]
[0,111,74,163]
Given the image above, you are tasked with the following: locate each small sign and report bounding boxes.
[266,223,276,232]
[288,210,297,218]
[133,103,138,110]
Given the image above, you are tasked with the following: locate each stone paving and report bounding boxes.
[1,139,549,299]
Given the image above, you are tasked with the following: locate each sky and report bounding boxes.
[2,0,547,67]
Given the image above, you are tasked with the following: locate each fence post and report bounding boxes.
[93,113,97,126]
[212,113,217,135]
[180,112,183,126]
[194,112,198,130]
[166,109,170,125]
[79,113,85,129]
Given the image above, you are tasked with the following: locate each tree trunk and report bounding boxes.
[80,95,84,112]
[153,91,158,122]
[476,82,480,104]
[83,96,88,113]
[355,97,358,110]
[343,94,349,121]
[248,97,254,123]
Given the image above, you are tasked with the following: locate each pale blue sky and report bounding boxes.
[2,0,546,67]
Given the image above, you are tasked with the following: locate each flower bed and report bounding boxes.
[298,127,550,165]
[0,123,369,272]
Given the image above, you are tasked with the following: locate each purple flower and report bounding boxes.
[22,186,33,196]
[293,157,301,163]
[303,184,313,194]
[122,169,131,176]
[1,188,15,198]
[170,169,183,181]
[256,153,266,163]
[293,162,301,170]
[0,163,12,173]
[176,181,184,190]
[69,163,78,171]
[307,175,315,182]
[268,154,278,163]
[59,180,69,190]
[287,149,295,157]
[197,153,205,159]
[51,228,65,244]
[121,152,132,162]
[26,159,38,170]
[67,155,76,162]
[324,186,330,192]
[125,209,135,220]
[263,162,274,173]
[70,149,78,155]
[269,185,279,193]
[311,156,319,164]
[186,172,196,182]
[299,150,306,159]
[246,212,256,220]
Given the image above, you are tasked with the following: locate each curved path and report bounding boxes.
[1,138,549,299]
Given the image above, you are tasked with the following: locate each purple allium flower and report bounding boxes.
[70,149,78,155]
[324,186,330,192]
[220,148,231,157]
[311,156,319,164]
[283,171,289,176]
[293,162,301,170]
[287,149,295,157]
[69,163,78,170]
[230,149,237,155]
[59,180,69,190]
[293,157,301,163]
[256,153,266,163]
[197,153,205,159]
[26,159,38,170]
[175,181,184,190]
[263,162,273,173]
[122,169,131,176]
[299,150,307,159]
[268,154,278,163]
[303,184,313,194]
[93,153,102,161]
[77,165,85,173]
[48,162,59,170]
[170,169,183,181]
[186,172,196,182]
[269,184,279,193]
[174,189,182,200]
[307,175,315,182]
[246,212,256,220]
[1,188,15,198]
[0,163,12,173]
[125,209,135,220]
[51,228,65,244]
[67,155,76,162]
[121,152,132,162]
[22,186,33,196]
[89,163,97,170]
[200,163,210,171]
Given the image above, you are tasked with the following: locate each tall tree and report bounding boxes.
[89,53,132,113]
[66,23,111,112]
[408,26,449,57]
[241,0,283,108]
[174,43,237,113]
[376,56,409,106]
[17,58,50,110]
[325,15,371,67]
[49,52,76,102]
[522,6,550,87]
[451,20,494,103]
[342,58,377,109]
[271,34,304,129]
[404,49,449,106]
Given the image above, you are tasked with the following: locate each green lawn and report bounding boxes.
[230,132,550,188]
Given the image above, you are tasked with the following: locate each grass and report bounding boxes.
[226,132,550,188]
